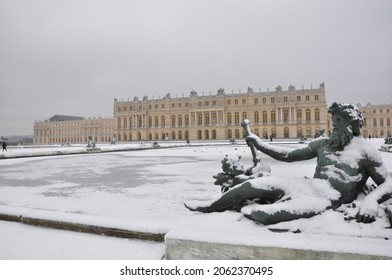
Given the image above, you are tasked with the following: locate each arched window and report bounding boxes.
[148,116,152,127]
[262,111,267,123]
[284,127,289,138]
[234,112,240,124]
[297,127,303,137]
[154,116,159,127]
[161,116,166,127]
[242,112,247,120]
[283,109,289,123]
[235,129,240,138]
[271,110,276,123]
[185,115,189,126]
[254,111,259,123]
[373,118,377,127]
[306,109,311,122]
[227,129,232,139]
[297,109,302,122]
[315,109,320,121]
[178,115,183,126]
[227,113,232,125]
[380,118,384,127]
[205,113,210,125]
[198,113,203,125]
[172,115,176,127]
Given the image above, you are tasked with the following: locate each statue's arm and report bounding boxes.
[246,134,323,162]
[357,160,392,223]
[364,161,392,203]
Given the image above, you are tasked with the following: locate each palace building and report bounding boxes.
[113,83,329,141]
[358,103,392,138]
[33,83,333,144]
[33,115,114,145]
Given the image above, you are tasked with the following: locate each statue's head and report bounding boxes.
[327,102,364,151]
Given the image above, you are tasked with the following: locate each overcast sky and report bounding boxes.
[1,0,391,136]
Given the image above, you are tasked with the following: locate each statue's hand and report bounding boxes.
[356,198,378,223]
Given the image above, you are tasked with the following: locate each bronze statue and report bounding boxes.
[186,102,392,225]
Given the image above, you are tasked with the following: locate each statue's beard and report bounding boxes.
[328,127,353,151]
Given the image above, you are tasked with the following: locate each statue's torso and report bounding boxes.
[314,146,368,204]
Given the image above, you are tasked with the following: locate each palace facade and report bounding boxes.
[358,103,392,138]
[33,115,114,145]
[113,83,329,141]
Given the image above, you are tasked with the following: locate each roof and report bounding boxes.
[48,115,85,122]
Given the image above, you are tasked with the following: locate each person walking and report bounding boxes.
[2,141,7,151]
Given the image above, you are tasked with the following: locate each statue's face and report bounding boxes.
[328,114,353,151]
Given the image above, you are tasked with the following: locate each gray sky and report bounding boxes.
[1,0,391,136]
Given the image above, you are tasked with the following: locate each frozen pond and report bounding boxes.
[0,143,316,230]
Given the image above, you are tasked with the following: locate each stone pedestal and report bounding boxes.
[165,212,392,260]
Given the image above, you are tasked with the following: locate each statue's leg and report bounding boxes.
[185,181,284,213]
[243,208,318,225]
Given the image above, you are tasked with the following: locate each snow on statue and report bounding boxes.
[186,102,392,225]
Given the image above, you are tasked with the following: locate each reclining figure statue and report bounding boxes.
[186,102,392,225]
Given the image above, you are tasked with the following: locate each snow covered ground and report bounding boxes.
[0,138,391,259]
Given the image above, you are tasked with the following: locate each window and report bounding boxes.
[161,104,165,109]
[315,109,320,121]
[178,115,183,126]
[297,96,301,102]
[306,109,311,122]
[234,112,240,124]
[306,95,310,101]
[227,113,232,125]
[185,115,189,126]
[235,99,239,105]
[161,116,165,126]
[212,101,216,106]
[212,112,217,124]
[242,99,246,104]
[148,117,152,127]
[271,110,276,123]
[155,116,159,127]
[242,112,247,120]
[283,109,289,122]
[205,113,210,125]
[271,97,275,103]
[178,103,182,108]
[254,111,259,123]
[185,102,189,107]
[262,111,267,123]
[172,115,176,126]
[198,113,203,125]
[262,98,266,104]
[315,95,319,101]
[254,98,258,104]
[227,100,231,105]
[205,101,209,106]
[297,109,302,122]
[284,96,288,102]
[172,103,175,108]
